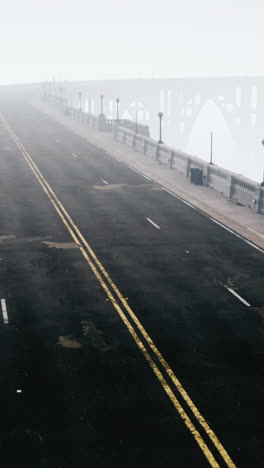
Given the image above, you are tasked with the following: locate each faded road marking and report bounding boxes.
[72,153,78,158]
[0,235,16,242]
[93,183,127,191]
[57,336,81,348]
[42,241,80,249]
[1,299,9,324]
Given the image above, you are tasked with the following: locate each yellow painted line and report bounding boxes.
[0,113,237,468]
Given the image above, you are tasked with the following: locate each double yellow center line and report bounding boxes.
[0,113,237,468]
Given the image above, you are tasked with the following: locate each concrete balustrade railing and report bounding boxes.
[43,94,264,215]
[114,125,264,214]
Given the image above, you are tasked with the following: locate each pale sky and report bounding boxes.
[0,0,264,84]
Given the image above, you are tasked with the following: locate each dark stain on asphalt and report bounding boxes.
[57,321,110,351]
[81,320,110,352]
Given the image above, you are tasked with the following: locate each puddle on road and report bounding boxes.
[42,241,80,249]
[57,336,81,348]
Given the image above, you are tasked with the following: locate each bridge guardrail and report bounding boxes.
[43,94,264,215]
[114,125,264,214]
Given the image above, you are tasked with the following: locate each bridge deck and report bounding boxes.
[0,97,263,468]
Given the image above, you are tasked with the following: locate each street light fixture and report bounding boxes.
[116,97,120,120]
[158,112,164,144]
[100,94,104,115]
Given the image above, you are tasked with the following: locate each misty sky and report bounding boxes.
[1,0,264,84]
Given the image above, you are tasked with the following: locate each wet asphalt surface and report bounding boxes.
[0,94,263,467]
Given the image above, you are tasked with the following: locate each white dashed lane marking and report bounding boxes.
[100,178,109,185]
[222,285,251,307]
[1,299,9,324]
[146,218,160,230]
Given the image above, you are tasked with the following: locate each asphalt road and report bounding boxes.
[0,95,263,468]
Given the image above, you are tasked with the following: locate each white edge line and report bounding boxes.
[128,165,151,181]
[162,190,264,254]
[72,153,78,158]
[163,188,178,198]
[146,217,160,230]
[248,227,264,240]
[1,299,9,324]
[142,174,151,181]
[49,126,264,256]
[100,178,108,185]
[224,286,251,307]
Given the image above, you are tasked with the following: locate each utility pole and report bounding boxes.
[210,131,213,164]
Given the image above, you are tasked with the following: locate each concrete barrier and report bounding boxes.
[145,139,158,160]
[207,166,231,198]
[157,146,171,165]
[232,176,258,210]
[134,134,145,152]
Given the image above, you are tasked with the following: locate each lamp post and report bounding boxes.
[261,139,264,186]
[210,131,213,164]
[78,91,82,111]
[59,87,62,101]
[158,112,164,144]
[116,97,120,120]
[100,94,104,115]
[48,81,51,98]
[135,109,138,134]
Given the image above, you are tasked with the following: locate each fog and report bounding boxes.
[1,0,264,181]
